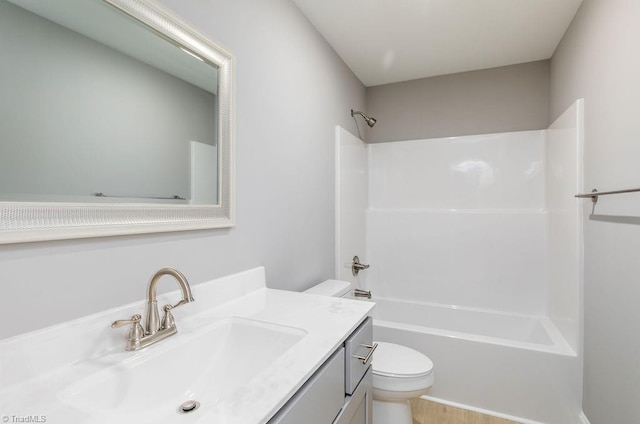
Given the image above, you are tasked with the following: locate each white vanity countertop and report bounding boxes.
[0,267,374,424]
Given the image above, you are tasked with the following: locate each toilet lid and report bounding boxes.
[372,341,434,378]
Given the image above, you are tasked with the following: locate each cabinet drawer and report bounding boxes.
[344,317,375,395]
[268,347,345,424]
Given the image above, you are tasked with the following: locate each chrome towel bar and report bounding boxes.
[575,187,640,205]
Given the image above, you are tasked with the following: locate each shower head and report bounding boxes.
[351,109,377,127]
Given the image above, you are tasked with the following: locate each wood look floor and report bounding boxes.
[411,398,519,424]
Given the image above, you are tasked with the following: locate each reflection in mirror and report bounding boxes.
[1,0,219,205]
[0,0,234,243]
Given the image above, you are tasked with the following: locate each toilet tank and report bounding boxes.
[304,280,352,297]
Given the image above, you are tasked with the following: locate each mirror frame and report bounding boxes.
[0,0,234,244]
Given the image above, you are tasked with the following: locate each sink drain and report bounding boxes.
[178,400,200,414]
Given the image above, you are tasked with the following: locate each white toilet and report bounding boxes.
[305,280,435,424]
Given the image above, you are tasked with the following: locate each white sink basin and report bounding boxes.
[59,317,307,422]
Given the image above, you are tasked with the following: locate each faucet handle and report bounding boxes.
[111,314,142,328]
[111,314,145,351]
[170,296,194,310]
[351,256,370,277]
[161,304,176,330]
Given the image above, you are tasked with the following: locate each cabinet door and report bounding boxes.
[333,368,372,424]
[268,348,345,424]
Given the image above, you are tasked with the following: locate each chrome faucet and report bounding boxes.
[145,268,194,335]
[112,268,195,351]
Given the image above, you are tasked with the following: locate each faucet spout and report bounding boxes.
[144,268,194,335]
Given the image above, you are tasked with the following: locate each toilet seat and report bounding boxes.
[373,342,433,378]
[372,342,435,394]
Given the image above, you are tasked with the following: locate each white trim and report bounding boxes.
[422,395,589,424]
[334,126,342,279]
[579,411,591,424]
[421,395,548,424]
[0,0,235,244]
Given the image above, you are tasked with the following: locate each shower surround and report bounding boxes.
[367,130,547,315]
[335,100,584,423]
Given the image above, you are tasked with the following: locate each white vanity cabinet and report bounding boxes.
[268,317,374,424]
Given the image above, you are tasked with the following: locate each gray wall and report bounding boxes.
[551,1,640,423]
[0,0,216,200]
[365,60,550,143]
[0,0,366,339]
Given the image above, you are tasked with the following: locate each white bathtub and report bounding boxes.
[369,296,583,424]
[373,297,574,355]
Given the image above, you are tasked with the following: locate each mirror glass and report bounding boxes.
[0,0,234,243]
[1,0,219,205]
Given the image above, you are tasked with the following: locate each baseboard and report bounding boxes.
[420,395,546,424]
[421,395,589,424]
[579,411,591,424]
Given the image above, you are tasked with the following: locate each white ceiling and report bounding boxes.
[292,0,583,87]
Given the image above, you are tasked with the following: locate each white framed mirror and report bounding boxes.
[0,0,234,243]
